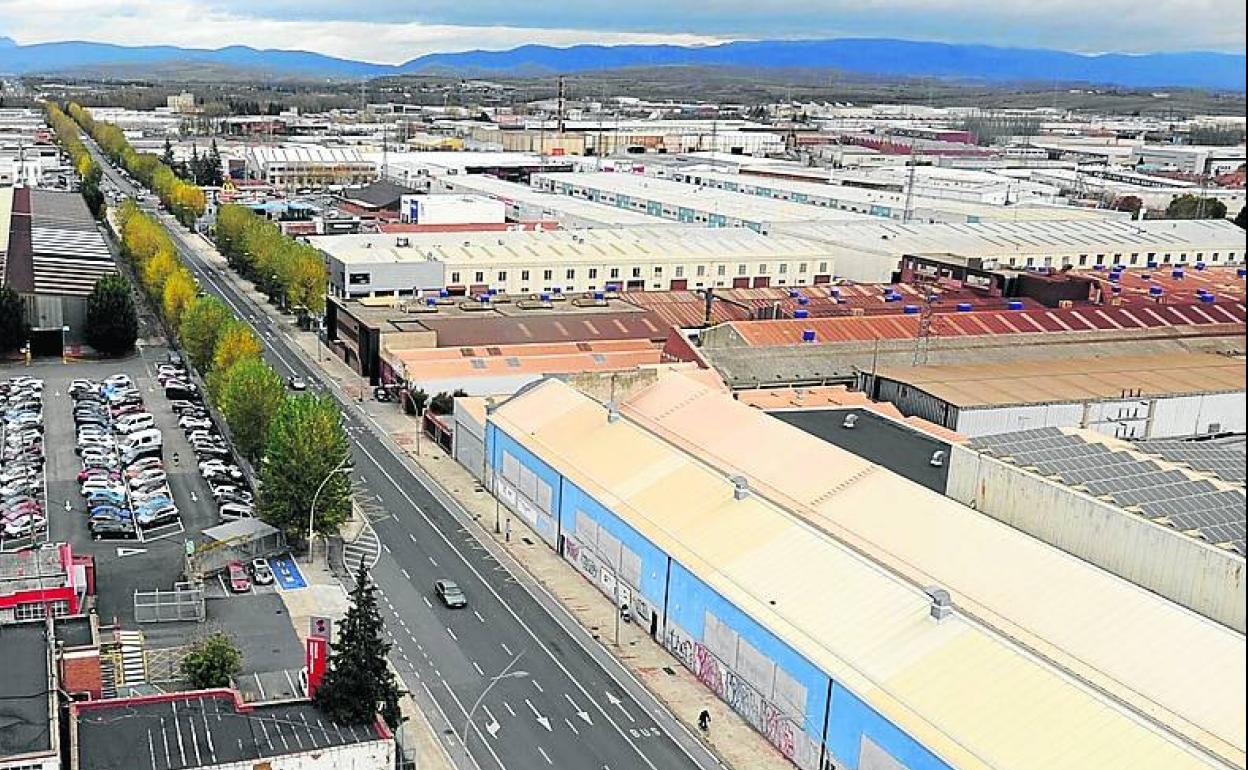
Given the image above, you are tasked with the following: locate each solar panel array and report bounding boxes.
[1131,439,1246,485]
[969,428,1246,555]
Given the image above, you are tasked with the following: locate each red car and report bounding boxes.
[226,561,251,593]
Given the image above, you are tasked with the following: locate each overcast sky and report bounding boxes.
[1,0,1243,63]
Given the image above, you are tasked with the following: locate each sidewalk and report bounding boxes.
[281,542,455,770]
[187,233,794,770]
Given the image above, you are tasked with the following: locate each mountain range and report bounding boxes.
[0,35,1243,91]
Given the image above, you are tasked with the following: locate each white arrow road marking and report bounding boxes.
[605,691,635,722]
[564,693,593,725]
[525,699,552,731]
[116,547,148,557]
[482,706,501,738]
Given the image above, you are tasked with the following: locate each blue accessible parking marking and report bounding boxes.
[269,554,307,590]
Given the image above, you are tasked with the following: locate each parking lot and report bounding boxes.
[6,348,302,674]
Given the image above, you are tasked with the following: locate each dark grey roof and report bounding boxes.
[339,180,416,209]
[0,623,53,760]
[25,189,115,297]
[771,407,951,493]
[75,694,386,770]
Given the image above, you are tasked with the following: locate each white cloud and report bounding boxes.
[0,0,722,63]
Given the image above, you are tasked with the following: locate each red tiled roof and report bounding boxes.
[729,301,1246,347]
[416,311,672,347]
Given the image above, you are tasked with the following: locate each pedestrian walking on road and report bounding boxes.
[172,451,180,467]
[505,517,512,543]
[698,709,711,733]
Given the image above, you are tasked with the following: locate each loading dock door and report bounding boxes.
[28,328,63,357]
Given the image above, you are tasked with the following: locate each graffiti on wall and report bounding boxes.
[666,623,819,770]
[564,534,651,627]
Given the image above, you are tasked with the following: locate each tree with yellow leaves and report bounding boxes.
[161,268,198,329]
[140,249,179,299]
[207,320,263,401]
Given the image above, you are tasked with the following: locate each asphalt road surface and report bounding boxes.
[88,139,721,770]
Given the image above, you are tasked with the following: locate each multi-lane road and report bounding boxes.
[87,139,721,770]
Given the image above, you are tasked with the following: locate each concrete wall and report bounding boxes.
[452,400,486,482]
[946,443,1246,632]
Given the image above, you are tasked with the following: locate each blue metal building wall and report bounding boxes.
[485,419,955,770]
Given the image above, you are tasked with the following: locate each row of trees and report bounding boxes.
[45,103,105,218]
[68,103,207,227]
[215,204,327,314]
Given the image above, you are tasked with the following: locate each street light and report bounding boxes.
[306,453,352,564]
[462,651,527,752]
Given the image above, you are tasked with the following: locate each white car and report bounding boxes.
[103,374,134,389]
[179,416,212,431]
[128,470,167,488]
[80,478,124,497]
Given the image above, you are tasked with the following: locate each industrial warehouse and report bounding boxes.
[478,373,1243,770]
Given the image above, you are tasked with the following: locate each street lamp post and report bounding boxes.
[306,454,352,564]
[462,651,527,752]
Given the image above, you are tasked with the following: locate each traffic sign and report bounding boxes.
[309,616,332,642]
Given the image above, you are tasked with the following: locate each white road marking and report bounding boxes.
[565,718,580,736]
[400,568,411,580]
[500,642,513,657]
[525,699,552,732]
[447,627,458,642]
[537,746,553,765]
[423,596,432,608]
[473,610,486,624]
[531,679,544,693]
[565,694,594,725]
[408,533,417,543]
[428,555,438,566]
[472,661,485,677]
[503,701,516,717]
[352,441,666,769]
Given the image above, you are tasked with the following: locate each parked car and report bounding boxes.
[226,561,251,593]
[287,376,308,391]
[179,416,213,431]
[90,518,137,540]
[218,502,254,521]
[250,558,275,585]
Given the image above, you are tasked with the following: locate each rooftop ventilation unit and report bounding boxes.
[731,475,750,500]
[925,586,953,621]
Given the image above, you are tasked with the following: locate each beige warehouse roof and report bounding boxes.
[493,377,1245,770]
[872,352,1246,408]
[314,225,830,267]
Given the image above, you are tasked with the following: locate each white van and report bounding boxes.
[115,413,156,434]
[120,428,162,453]
[218,502,254,522]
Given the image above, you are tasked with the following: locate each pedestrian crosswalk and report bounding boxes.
[341,521,382,576]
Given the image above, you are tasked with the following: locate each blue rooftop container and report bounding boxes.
[794,309,809,319]
[1007,300,1025,310]
[801,330,816,343]
[957,303,973,312]
[903,305,920,314]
